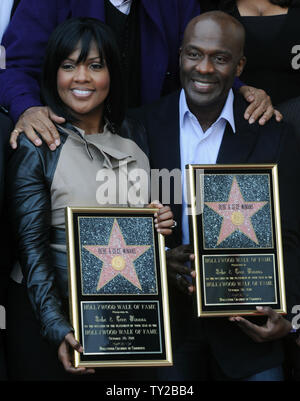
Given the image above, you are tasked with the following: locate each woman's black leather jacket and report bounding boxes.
[6,117,149,347]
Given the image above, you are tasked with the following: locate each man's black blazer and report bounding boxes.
[11,0,21,17]
[129,90,300,379]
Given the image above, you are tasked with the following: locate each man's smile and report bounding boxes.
[191,78,218,92]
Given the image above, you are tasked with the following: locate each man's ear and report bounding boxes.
[236,56,246,77]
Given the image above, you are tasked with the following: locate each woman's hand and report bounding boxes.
[58,332,95,375]
[147,200,174,236]
[10,106,65,150]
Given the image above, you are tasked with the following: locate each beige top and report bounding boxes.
[51,124,150,228]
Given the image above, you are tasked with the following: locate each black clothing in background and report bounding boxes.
[200,1,300,105]
[105,0,141,109]
[0,0,22,382]
[0,113,13,382]
[235,6,300,105]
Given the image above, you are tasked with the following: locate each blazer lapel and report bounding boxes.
[151,91,181,172]
[11,0,21,17]
[161,112,181,172]
[150,91,182,246]
[217,94,260,164]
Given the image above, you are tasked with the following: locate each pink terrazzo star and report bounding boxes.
[84,219,150,290]
[205,177,267,245]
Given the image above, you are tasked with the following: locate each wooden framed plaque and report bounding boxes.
[187,164,286,317]
[65,207,172,367]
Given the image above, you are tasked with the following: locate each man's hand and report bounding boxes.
[239,86,282,125]
[58,332,95,375]
[229,306,291,342]
[10,106,65,150]
[166,245,194,294]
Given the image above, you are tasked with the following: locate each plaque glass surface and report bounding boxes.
[66,207,172,367]
[187,164,286,317]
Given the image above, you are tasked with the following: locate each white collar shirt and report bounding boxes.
[179,88,236,244]
[109,0,132,15]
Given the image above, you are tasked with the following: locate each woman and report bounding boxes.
[5,17,173,381]
[201,0,300,105]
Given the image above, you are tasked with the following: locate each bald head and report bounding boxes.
[179,10,247,123]
[182,11,245,58]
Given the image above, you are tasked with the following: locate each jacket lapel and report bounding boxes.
[160,112,181,172]
[151,92,182,247]
[217,94,260,164]
[11,0,21,17]
[151,91,181,171]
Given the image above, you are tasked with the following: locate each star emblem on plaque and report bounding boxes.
[202,174,273,249]
[204,176,268,247]
[84,219,150,291]
[79,217,157,295]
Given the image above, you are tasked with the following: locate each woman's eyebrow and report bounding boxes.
[63,56,101,62]
[86,56,102,61]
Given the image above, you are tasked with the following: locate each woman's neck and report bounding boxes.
[74,113,104,135]
[236,0,289,16]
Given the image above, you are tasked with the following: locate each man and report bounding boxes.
[129,11,300,380]
[0,0,280,151]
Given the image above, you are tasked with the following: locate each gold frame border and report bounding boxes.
[65,206,173,367]
[187,164,286,318]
